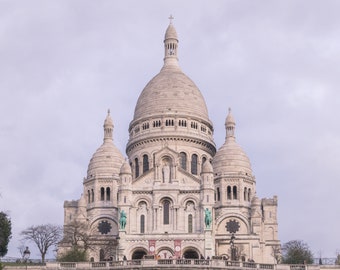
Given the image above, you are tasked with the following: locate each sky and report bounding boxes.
[1,0,340,260]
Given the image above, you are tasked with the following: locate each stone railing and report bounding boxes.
[4,261,340,270]
[44,259,278,269]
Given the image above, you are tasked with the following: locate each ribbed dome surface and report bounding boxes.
[133,21,209,122]
[87,141,124,178]
[212,138,252,176]
[133,68,209,121]
[87,112,125,178]
[212,109,252,176]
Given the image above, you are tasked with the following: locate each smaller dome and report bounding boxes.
[120,160,132,175]
[87,143,124,178]
[212,109,252,176]
[213,139,252,175]
[87,112,124,178]
[202,160,213,173]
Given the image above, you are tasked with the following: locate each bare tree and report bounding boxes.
[335,251,340,265]
[61,221,92,251]
[101,240,118,261]
[18,244,27,261]
[21,224,62,263]
[59,221,119,262]
[272,245,281,264]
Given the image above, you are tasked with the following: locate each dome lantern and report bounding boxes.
[104,109,114,142]
[225,108,236,139]
[163,15,179,68]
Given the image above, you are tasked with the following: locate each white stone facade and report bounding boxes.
[59,21,280,264]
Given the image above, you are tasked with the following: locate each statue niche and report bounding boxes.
[161,157,172,183]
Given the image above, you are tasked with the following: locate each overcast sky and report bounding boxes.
[1,0,340,260]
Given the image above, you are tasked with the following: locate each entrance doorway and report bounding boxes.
[131,249,147,260]
[183,249,199,259]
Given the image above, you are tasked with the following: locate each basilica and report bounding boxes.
[58,20,280,264]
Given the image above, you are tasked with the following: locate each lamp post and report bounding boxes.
[23,247,31,262]
[23,247,30,270]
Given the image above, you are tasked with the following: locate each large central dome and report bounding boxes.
[126,21,215,157]
[133,23,209,123]
[134,67,209,121]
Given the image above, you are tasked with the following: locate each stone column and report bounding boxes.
[117,230,126,260]
[204,229,214,259]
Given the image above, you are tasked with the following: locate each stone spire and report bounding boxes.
[225,108,236,139]
[103,109,114,142]
[163,15,179,67]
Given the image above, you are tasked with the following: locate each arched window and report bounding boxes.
[106,187,110,201]
[227,186,232,200]
[87,190,90,203]
[135,158,139,178]
[217,187,220,201]
[163,200,170,225]
[100,187,105,201]
[140,215,145,233]
[143,155,149,173]
[191,154,198,175]
[244,187,247,201]
[180,152,187,170]
[202,156,207,171]
[233,186,238,200]
[91,189,94,202]
[165,119,174,126]
[188,214,193,233]
[248,188,251,202]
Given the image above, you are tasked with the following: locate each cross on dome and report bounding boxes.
[168,14,174,24]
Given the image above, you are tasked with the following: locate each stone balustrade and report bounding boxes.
[4,260,339,270]
[43,259,277,270]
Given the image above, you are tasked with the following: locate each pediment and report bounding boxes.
[176,168,200,186]
[153,146,180,167]
[132,168,155,189]
[130,166,201,190]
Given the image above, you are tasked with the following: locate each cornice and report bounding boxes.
[126,135,216,155]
